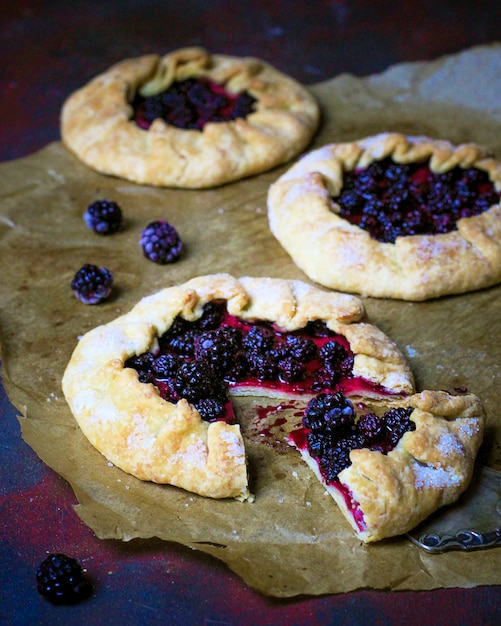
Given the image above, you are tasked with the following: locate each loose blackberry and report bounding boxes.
[139,220,183,264]
[36,553,92,605]
[83,199,123,235]
[71,264,113,304]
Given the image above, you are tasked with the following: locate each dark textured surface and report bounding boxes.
[1,1,501,623]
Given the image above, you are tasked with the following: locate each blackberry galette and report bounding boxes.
[61,47,319,188]
[268,132,501,300]
[62,274,413,499]
[62,274,485,542]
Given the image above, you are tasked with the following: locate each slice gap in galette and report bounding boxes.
[268,132,501,300]
[62,274,484,542]
[61,47,320,188]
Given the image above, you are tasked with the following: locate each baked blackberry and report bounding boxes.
[125,352,155,382]
[83,199,123,235]
[384,406,416,445]
[319,341,354,376]
[278,357,305,383]
[133,77,256,131]
[242,324,275,353]
[194,397,226,422]
[303,392,356,431]
[153,353,180,378]
[278,334,317,362]
[36,553,92,605]
[357,412,385,442]
[163,329,200,357]
[194,328,240,374]
[71,264,113,304]
[224,353,249,383]
[304,319,334,338]
[194,300,227,330]
[174,360,226,403]
[139,220,183,264]
[246,351,278,381]
[336,157,500,243]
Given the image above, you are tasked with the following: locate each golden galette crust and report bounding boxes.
[60,47,320,188]
[294,390,485,543]
[62,274,414,501]
[267,132,501,300]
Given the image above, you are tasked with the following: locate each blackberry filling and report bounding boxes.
[335,157,500,243]
[125,300,388,423]
[295,392,415,484]
[132,77,257,131]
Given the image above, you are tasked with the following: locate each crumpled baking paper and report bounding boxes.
[1,43,500,597]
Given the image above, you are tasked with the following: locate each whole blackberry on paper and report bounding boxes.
[71,264,113,304]
[36,553,92,605]
[139,220,183,264]
[83,199,123,235]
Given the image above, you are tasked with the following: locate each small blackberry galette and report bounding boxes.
[62,274,414,503]
[268,132,501,300]
[289,389,485,542]
[60,47,320,188]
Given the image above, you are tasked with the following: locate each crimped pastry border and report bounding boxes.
[62,274,414,501]
[267,132,501,300]
[61,47,320,188]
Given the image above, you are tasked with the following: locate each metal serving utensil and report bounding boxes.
[407,465,501,553]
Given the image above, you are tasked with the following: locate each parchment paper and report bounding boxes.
[1,44,501,597]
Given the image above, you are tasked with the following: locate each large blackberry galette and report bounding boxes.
[268,132,501,300]
[60,47,319,188]
[62,274,413,501]
[62,274,485,542]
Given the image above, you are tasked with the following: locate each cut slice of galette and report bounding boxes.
[60,47,320,188]
[267,132,501,300]
[289,389,485,543]
[62,274,414,503]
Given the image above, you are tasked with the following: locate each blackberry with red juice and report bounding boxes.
[335,157,500,243]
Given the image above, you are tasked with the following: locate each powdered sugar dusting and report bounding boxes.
[220,430,245,463]
[436,432,464,457]
[457,419,481,438]
[413,462,460,490]
[126,412,156,450]
[170,440,208,469]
